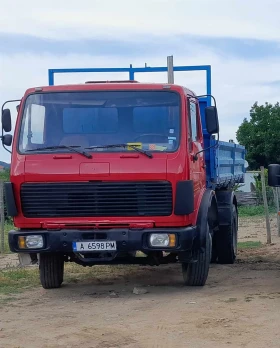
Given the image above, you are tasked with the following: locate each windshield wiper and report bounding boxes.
[26,145,92,159]
[86,144,153,158]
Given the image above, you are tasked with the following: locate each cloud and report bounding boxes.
[2,0,280,41]
[2,33,280,61]
[262,80,280,88]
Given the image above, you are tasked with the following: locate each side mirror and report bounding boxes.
[2,109,12,133]
[2,134,13,146]
[205,106,219,134]
[268,164,280,187]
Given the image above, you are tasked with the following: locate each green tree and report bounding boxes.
[0,168,10,182]
[236,102,280,169]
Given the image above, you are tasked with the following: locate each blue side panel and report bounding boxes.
[208,140,245,189]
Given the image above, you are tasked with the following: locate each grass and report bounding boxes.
[238,205,276,217]
[237,241,262,249]
[0,268,40,295]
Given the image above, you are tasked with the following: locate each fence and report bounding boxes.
[235,192,258,206]
[235,166,280,242]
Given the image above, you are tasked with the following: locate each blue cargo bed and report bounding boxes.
[207,140,245,189]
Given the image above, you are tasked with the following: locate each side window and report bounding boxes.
[189,101,198,141]
[31,104,46,144]
[22,104,46,148]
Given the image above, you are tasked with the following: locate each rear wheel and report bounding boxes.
[39,253,64,289]
[216,205,238,264]
[210,234,218,263]
[182,224,211,286]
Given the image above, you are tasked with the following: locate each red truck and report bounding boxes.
[1,59,246,289]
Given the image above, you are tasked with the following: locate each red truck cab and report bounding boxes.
[2,78,240,289]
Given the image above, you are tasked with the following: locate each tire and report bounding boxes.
[182,224,211,286]
[39,253,64,289]
[211,239,218,263]
[216,205,238,264]
[210,226,218,263]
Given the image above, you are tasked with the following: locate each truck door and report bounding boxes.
[187,97,205,200]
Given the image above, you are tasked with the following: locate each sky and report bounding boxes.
[1,0,280,163]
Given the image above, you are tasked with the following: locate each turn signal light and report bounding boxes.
[18,235,44,249]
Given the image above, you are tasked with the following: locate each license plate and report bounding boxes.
[73,241,117,252]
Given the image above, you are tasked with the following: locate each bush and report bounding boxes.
[0,168,10,182]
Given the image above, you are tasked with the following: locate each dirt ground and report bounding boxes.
[0,216,280,348]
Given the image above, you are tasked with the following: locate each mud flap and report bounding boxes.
[195,189,217,250]
[18,253,38,266]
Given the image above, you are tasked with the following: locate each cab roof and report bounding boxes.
[24,81,196,97]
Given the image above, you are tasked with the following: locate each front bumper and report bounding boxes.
[8,226,197,254]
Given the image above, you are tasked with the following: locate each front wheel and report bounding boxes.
[182,225,211,286]
[39,253,64,289]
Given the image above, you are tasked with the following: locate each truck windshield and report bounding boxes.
[18,91,180,154]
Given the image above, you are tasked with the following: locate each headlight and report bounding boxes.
[149,233,176,248]
[18,235,44,249]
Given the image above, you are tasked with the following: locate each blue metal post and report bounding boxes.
[129,64,134,80]
[48,70,54,86]
[206,65,212,106]
[232,144,236,176]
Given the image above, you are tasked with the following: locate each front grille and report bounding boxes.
[20,181,173,218]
